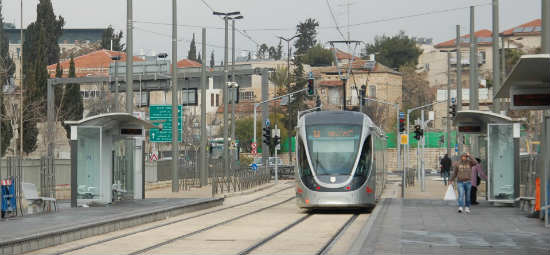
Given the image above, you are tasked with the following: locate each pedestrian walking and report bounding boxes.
[470,158,487,205]
[449,153,478,213]
[440,154,452,186]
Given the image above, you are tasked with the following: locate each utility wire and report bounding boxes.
[326,0,346,41]
[134,26,226,49]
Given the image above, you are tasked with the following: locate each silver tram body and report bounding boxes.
[295,111,386,209]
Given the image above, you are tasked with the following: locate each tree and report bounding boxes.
[197,52,202,64]
[61,57,83,138]
[22,0,64,154]
[286,57,308,137]
[100,25,124,51]
[365,31,422,70]
[257,44,268,60]
[294,18,319,55]
[0,4,13,157]
[275,40,283,60]
[302,44,333,67]
[400,64,435,121]
[268,46,277,60]
[210,51,215,68]
[188,33,197,61]
[247,51,251,61]
[269,65,289,96]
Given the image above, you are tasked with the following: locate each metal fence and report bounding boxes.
[208,159,271,194]
[3,157,23,216]
[519,154,538,199]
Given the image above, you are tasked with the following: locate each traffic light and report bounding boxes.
[315,95,322,109]
[263,127,271,146]
[399,116,405,133]
[439,135,445,144]
[307,78,315,96]
[360,85,366,98]
[449,104,457,118]
[414,125,423,140]
[273,135,280,146]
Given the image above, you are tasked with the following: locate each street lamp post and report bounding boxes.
[231,16,243,171]
[213,11,241,177]
[278,34,301,166]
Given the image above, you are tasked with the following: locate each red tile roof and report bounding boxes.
[435,29,493,48]
[47,49,144,77]
[177,59,202,68]
[500,19,541,36]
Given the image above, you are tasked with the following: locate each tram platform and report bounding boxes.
[349,175,550,254]
[0,197,223,255]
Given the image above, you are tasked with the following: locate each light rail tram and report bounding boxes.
[295,111,386,209]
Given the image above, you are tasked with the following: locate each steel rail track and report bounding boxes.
[129,197,296,255]
[54,185,293,255]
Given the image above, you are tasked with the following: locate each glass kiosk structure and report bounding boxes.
[66,113,155,205]
[455,110,517,203]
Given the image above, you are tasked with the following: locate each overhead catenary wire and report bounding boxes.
[326,0,346,41]
[134,26,226,49]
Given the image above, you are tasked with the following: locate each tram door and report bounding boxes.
[112,139,135,200]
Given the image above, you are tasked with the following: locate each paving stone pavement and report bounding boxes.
[352,198,550,254]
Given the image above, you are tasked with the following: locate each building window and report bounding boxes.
[368,85,376,98]
[479,51,486,64]
[211,94,214,107]
[239,91,255,102]
[216,94,220,106]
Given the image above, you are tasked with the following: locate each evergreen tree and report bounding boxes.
[288,57,307,133]
[294,18,319,55]
[0,3,13,157]
[61,57,83,139]
[101,25,124,51]
[247,51,251,61]
[197,52,202,64]
[210,51,215,68]
[275,40,283,60]
[365,31,422,69]
[22,0,64,154]
[188,33,197,61]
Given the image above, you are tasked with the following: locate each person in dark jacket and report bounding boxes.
[440,154,452,185]
[470,158,488,205]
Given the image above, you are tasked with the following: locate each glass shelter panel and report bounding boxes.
[488,124,515,201]
[113,139,135,199]
[77,127,101,199]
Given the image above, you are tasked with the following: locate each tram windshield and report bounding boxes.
[306,124,362,176]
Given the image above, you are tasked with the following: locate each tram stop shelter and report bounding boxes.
[455,110,519,203]
[65,113,156,207]
[494,54,550,226]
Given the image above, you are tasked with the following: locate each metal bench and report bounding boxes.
[21,182,57,212]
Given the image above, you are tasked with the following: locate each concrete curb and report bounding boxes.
[347,198,389,254]
[0,198,223,255]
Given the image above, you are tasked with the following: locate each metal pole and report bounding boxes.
[287,41,292,166]
[231,19,236,170]
[200,28,207,187]
[274,124,278,185]
[171,0,179,192]
[342,78,347,110]
[19,0,23,161]
[396,104,401,185]
[469,6,479,111]
[421,110,425,192]
[47,81,54,159]
[114,60,119,112]
[404,110,410,198]
[542,0,550,54]
[447,52,452,157]
[223,17,229,177]
[456,25,463,156]
[261,69,270,162]
[492,0,501,113]
[126,0,134,113]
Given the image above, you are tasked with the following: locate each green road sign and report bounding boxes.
[149,105,182,142]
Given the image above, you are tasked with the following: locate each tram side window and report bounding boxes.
[298,139,312,177]
[356,135,372,177]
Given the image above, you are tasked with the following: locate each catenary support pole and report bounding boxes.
[447,52,452,157]
[456,25,463,157]
[262,69,270,163]
[231,19,236,171]
[200,28,207,187]
[126,0,134,113]
[171,0,179,192]
[114,60,119,111]
[492,0,501,113]
[223,17,229,178]
[421,110,425,192]
[470,6,479,111]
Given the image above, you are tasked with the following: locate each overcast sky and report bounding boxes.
[2,0,542,62]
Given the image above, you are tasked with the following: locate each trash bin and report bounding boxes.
[1,178,17,218]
